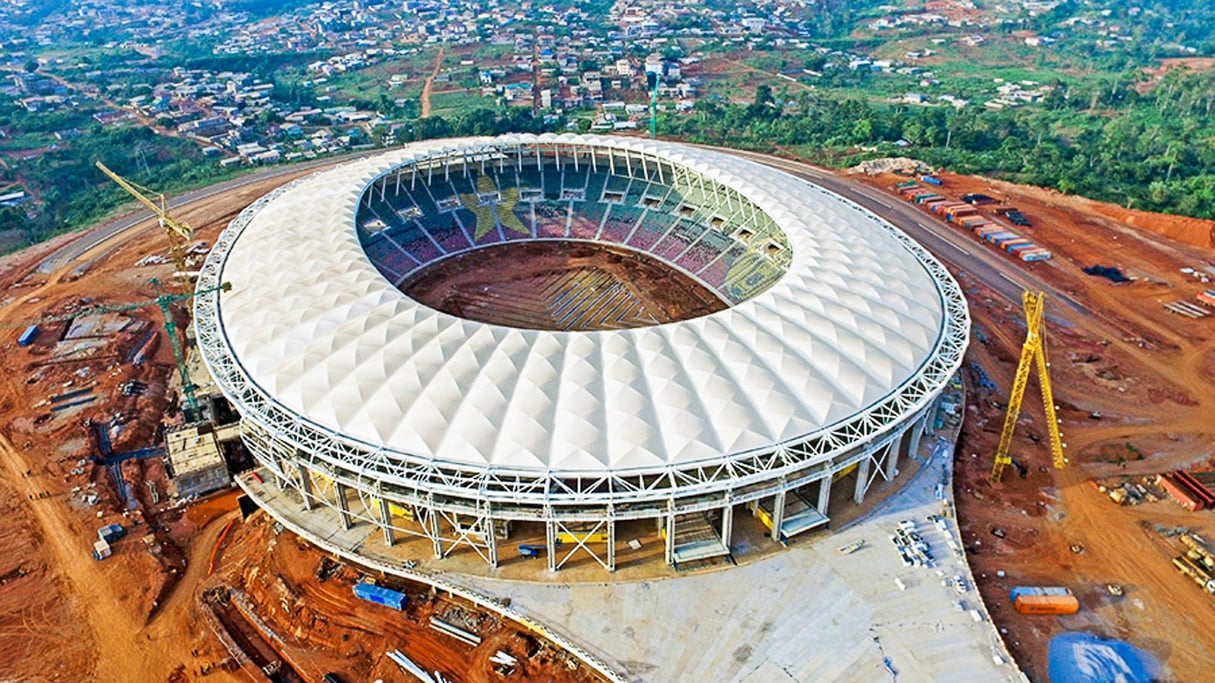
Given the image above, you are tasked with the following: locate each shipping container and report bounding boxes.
[920,175,943,185]
[17,325,38,347]
[1021,249,1053,262]
[1009,243,1039,255]
[1009,586,1073,602]
[93,539,111,561]
[1014,595,1080,615]
[1197,290,1215,307]
[1002,239,1033,251]
[1158,474,1203,511]
[991,234,1024,246]
[353,582,406,610]
[1174,471,1215,509]
[914,193,943,204]
[947,207,979,220]
[985,231,1019,243]
[98,523,126,543]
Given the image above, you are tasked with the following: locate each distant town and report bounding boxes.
[2,0,1212,248]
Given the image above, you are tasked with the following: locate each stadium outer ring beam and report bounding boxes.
[194,134,969,568]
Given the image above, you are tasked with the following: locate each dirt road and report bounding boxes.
[420,47,446,118]
[0,170,312,681]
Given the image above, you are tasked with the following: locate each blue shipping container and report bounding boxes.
[1010,586,1071,602]
[18,325,38,347]
[98,523,126,543]
[353,582,406,610]
[921,175,943,185]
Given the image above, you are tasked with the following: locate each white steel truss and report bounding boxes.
[194,137,969,570]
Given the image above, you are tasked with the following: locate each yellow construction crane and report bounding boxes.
[95,161,194,276]
[990,291,1067,483]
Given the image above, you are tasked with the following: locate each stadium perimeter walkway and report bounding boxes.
[241,429,1026,682]
[470,437,1024,682]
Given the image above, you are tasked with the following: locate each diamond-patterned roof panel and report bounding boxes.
[214,135,951,473]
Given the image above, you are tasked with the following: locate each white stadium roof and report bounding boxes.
[211,135,949,474]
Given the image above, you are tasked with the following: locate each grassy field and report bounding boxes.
[429,89,494,118]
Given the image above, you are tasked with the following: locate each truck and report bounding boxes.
[93,539,111,561]
[1171,556,1215,594]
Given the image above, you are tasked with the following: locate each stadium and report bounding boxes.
[195,134,969,574]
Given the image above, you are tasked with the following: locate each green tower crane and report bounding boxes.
[4,278,231,421]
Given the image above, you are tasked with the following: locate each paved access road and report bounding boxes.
[36,151,383,274]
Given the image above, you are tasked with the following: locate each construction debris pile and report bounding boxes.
[847,157,934,176]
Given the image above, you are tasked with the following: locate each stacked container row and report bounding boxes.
[893,182,1053,261]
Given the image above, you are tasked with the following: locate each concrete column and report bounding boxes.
[296,462,314,511]
[427,508,442,558]
[545,520,557,572]
[334,482,352,530]
[274,456,288,490]
[886,437,902,480]
[721,503,734,549]
[606,517,616,572]
[909,423,924,461]
[854,456,871,504]
[376,497,395,547]
[770,490,787,543]
[484,509,498,569]
[664,514,676,566]
[817,475,833,515]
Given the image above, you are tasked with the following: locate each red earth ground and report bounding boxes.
[1,157,1213,682]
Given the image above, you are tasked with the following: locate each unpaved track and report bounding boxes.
[0,169,320,681]
[420,47,446,118]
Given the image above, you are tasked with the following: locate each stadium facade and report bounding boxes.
[196,134,969,572]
